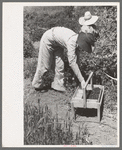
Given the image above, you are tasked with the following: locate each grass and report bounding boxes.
[24,102,92,145]
[24,58,38,81]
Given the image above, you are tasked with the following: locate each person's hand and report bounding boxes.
[81,80,86,89]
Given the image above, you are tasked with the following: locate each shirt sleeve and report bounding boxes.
[67,38,85,82]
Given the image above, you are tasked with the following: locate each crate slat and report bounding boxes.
[70,71,104,122]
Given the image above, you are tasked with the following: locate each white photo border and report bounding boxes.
[2,2,120,147]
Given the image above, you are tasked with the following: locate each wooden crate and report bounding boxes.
[71,72,104,122]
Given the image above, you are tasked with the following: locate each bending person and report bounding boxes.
[32,11,99,92]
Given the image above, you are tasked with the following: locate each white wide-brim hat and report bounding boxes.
[79,11,99,26]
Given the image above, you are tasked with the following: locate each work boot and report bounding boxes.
[34,84,45,91]
[51,80,65,92]
[32,79,45,91]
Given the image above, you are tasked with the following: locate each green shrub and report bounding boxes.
[24,37,34,58]
[94,6,117,77]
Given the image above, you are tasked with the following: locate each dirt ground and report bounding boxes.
[24,78,118,146]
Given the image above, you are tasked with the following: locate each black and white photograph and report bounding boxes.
[2,2,120,147]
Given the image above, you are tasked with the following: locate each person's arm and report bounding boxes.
[69,58,84,83]
[67,39,85,87]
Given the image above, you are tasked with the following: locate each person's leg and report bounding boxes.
[32,34,54,90]
[51,48,65,92]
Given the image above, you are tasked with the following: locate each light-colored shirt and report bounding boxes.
[52,27,78,65]
[52,27,84,82]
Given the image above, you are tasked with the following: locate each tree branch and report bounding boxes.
[103,71,117,81]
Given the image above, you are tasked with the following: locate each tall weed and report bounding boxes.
[24,102,92,145]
